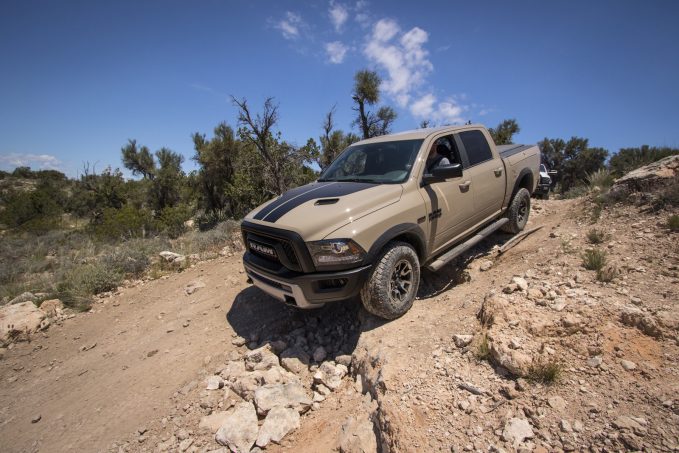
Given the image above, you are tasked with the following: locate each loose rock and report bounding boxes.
[214,401,258,453]
[255,406,300,447]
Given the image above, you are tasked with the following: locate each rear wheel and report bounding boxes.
[360,242,420,319]
[502,188,531,234]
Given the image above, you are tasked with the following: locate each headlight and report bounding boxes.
[540,176,551,185]
[307,239,366,269]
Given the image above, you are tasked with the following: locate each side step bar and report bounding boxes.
[426,218,509,272]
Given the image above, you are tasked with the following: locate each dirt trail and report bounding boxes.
[2,197,678,452]
[0,258,253,452]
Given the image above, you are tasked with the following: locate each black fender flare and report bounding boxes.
[511,167,535,198]
[364,223,427,265]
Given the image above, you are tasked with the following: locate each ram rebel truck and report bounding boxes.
[241,125,540,319]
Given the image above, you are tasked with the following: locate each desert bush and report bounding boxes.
[60,262,123,296]
[155,204,192,238]
[586,228,609,244]
[596,264,618,282]
[177,220,240,255]
[582,248,607,271]
[560,238,575,254]
[196,209,231,231]
[586,168,615,190]
[668,215,679,232]
[92,205,153,240]
[474,333,491,361]
[100,245,150,277]
[527,358,563,384]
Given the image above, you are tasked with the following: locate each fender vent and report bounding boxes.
[314,198,339,205]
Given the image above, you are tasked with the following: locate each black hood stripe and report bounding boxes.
[253,181,377,223]
[253,182,336,221]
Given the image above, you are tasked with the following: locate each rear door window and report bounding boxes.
[459,130,493,166]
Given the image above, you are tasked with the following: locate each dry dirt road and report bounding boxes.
[1,197,678,453]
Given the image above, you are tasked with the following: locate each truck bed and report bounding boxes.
[497,144,535,158]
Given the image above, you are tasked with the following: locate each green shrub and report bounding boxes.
[582,248,607,271]
[92,205,153,240]
[586,228,609,244]
[475,333,491,361]
[155,205,192,238]
[527,359,562,384]
[196,209,230,231]
[64,263,123,295]
[669,215,679,232]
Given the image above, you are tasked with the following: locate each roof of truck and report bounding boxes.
[354,124,485,145]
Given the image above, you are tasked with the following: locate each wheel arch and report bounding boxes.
[511,168,535,199]
[365,223,427,265]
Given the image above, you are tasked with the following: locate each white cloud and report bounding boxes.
[410,94,467,124]
[276,12,303,40]
[355,0,370,27]
[329,1,349,32]
[364,19,432,107]
[372,18,399,42]
[436,99,466,124]
[410,93,436,118]
[325,41,348,64]
[0,153,61,170]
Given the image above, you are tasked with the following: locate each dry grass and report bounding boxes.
[586,228,609,244]
[582,248,607,271]
[527,359,563,384]
[0,220,240,307]
[474,333,491,361]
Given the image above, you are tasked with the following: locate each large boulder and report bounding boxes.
[339,414,378,453]
[612,154,679,193]
[254,382,312,415]
[488,335,533,376]
[39,299,64,318]
[255,406,300,447]
[215,401,259,452]
[9,292,36,305]
[1,302,45,344]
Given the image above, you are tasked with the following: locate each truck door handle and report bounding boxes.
[459,180,471,192]
[494,167,503,177]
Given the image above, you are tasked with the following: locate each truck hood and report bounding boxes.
[245,181,403,240]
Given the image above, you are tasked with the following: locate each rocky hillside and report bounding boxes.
[0,159,677,453]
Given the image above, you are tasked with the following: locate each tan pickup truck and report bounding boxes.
[241,124,540,319]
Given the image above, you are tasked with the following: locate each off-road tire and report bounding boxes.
[360,242,420,319]
[502,187,531,234]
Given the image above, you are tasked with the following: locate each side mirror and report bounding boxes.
[548,170,558,176]
[423,163,463,184]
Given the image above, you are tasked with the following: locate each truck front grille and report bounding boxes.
[242,226,306,273]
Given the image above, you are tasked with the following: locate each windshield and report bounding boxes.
[319,139,424,183]
[540,164,547,172]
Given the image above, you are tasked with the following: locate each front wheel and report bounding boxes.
[360,242,420,319]
[502,187,531,234]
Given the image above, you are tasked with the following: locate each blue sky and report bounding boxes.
[1,0,678,176]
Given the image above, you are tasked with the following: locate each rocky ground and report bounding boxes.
[1,190,678,452]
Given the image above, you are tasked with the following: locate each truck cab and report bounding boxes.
[242,124,540,319]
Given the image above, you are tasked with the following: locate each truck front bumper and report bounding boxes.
[534,183,550,195]
[243,258,372,309]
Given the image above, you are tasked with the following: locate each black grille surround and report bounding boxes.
[241,220,316,274]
